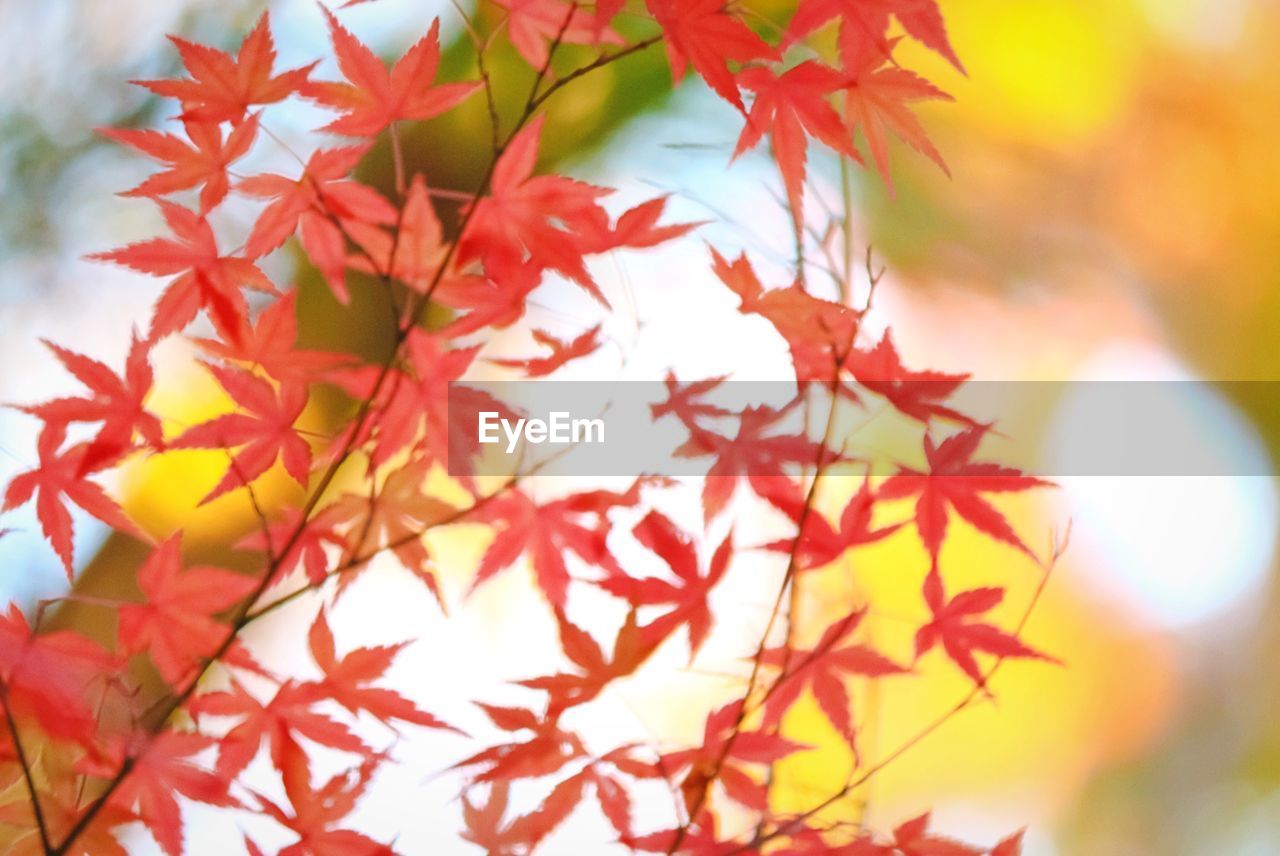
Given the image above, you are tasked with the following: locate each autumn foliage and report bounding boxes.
[0,2,1060,854]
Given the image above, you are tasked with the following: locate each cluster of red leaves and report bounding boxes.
[0,3,1056,855]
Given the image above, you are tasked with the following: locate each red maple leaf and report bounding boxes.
[116,535,257,685]
[239,145,397,302]
[104,732,238,856]
[758,610,905,756]
[0,604,114,745]
[306,608,456,731]
[736,61,859,230]
[2,424,142,576]
[327,460,458,600]
[494,0,624,69]
[460,759,646,853]
[101,116,259,213]
[455,704,586,783]
[662,700,806,814]
[459,116,613,302]
[879,426,1050,559]
[238,505,349,588]
[307,10,481,137]
[460,781,527,855]
[891,812,984,856]
[170,363,312,505]
[786,0,962,73]
[645,0,778,111]
[433,269,542,336]
[712,248,858,385]
[846,331,973,425]
[842,38,952,193]
[256,746,394,856]
[193,291,350,384]
[346,173,447,292]
[134,13,315,124]
[914,567,1057,686]
[21,334,163,472]
[626,822,737,854]
[488,324,603,376]
[329,330,492,471]
[677,401,820,521]
[192,679,368,781]
[991,831,1026,856]
[650,373,733,426]
[606,196,703,250]
[599,511,732,658]
[519,609,654,714]
[469,485,636,608]
[90,200,276,341]
[763,479,902,569]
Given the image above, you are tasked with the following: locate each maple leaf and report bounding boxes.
[460,782,527,855]
[307,10,481,137]
[676,401,820,521]
[101,116,259,213]
[758,610,906,758]
[134,13,315,124]
[626,822,738,855]
[588,765,637,841]
[606,196,703,250]
[105,731,238,856]
[505,772,590,850]
[786,0,963,73]
[650,373,733,426]
[192,679,369,781]
[842,38,952,193]
[736,61,859,231]
[459,117,613,302]
[519,609,654,715]
[712,248,859,385]
[346,173,446,292]
[846,331,974,425]
[433,269,542,336]
[256,745,394,856]
[879,426,1050,558]
[469,485,637,608]
[330,330,502,477]
[762,480,901,570]
[238,505,349,587]
[599,511,733,658]
[914,567,1058,687]
[990,831,1025,856]
[662,700,806,814]
[20,334,163,471]
[494,0,624,69]
[0,604,115,745]
[193,291,350,383]
[89,200,276,341]
[327,460,458,601]
[239,145,397,302]
[455,704,586,783]
[2,424,142,576]
[306,608,456,731]
[644,0,778,111]
[116,535,257,685]
[170,363,312,505]
[891,812,984,856]
[488,324,603,376]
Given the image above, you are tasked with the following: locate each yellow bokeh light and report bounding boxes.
[914,0,1143,148]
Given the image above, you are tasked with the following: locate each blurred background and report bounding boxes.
[2,0,1279,853]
